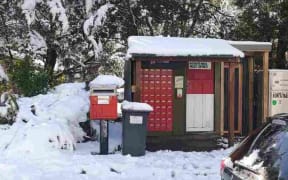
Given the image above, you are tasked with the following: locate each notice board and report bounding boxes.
[269,70,288,116]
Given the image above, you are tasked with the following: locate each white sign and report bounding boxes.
[270,71,288,91]
[189,62,211,69]
[129,116,143,124]
[269,70,288,116]
[98,96,109,104]
[175,76,184,88]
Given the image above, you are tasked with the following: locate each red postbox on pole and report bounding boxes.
[89,86,118,155]
[89,87,118,120]
[89,75,124,155]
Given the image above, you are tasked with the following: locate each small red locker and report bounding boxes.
[90,87,118,120]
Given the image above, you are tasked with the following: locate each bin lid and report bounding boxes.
[121,101,153,112]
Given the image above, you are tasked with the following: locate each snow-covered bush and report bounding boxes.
[0,83,90,156]
[0,92,18,124]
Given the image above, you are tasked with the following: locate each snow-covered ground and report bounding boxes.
[0,82,234,179]
[0,138,233,180]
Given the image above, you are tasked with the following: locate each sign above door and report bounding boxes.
[189,62,211,70]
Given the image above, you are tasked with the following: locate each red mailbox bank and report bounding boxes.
[90,87,118,120]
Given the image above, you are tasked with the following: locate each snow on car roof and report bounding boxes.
[127,36,244,58]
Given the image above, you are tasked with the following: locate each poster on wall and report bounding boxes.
[175,76,184,88]
[269,70,288,116]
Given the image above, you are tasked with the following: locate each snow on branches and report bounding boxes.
[29,30,47,55]
[22,0,69,33]
[83,3,114,59]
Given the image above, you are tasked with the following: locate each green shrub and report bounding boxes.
[11,56,49,97]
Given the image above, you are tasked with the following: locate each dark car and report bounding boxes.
[221,113,288,180]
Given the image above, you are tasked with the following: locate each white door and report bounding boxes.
[186,94,214,131]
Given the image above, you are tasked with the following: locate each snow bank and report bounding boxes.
[122,101,153,112]
[127,36,245,58]
[0,83,89,157]
[0,64,9,81]
[89,75,124,88]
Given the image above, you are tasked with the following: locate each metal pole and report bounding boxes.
[100,120,109,154]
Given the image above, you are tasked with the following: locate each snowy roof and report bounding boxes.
[127,36,244,58]
[229,41,272,52]
[89,75,124,88]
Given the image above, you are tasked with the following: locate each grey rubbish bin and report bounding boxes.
[121,101,153,156]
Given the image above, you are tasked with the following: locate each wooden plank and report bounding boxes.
[248,57,254,132]
[238,62,243,134]
[173,67,186,135]
[186,95,200,129]
[262,51,269,122]
[124,60,132,101]
[228,62,235,146]
[223,130,241,134]
[135,60,142,102]
[220,62,225,135]
[203,94,214,130]
[214,62,221,135]
[186,94,214,131]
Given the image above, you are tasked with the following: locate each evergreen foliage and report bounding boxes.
[233,0,288,68]
[10,56,49,97]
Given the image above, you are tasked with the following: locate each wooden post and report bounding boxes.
[135,60,142,102]
[238,63,243,134]
[228,63,235,146]
[220,62,225,135]
[248,57,254,132]
[262,52,269,122]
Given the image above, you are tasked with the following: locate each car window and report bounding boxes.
[239,122,288,179]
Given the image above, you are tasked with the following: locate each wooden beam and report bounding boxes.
[228,62,235,146]
[133,56,241,63]
[248,57,254,132]
[215,62,224,135]
[238,62,243,134]
[262,51,269,122]
[135,60,142,102]
[220,62,225,136]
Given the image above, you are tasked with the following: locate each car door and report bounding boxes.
[233,119,288,180]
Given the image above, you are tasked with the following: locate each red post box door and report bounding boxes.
[140,69,173,132]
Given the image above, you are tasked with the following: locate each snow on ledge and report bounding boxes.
[89,75,124,88]
[127,36,244,58]
[122,101,153,112]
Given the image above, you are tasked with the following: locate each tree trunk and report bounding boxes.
[45,47,57,82]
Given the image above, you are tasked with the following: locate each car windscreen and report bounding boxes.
[238,121,288,179]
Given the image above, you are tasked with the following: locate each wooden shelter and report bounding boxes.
[124,36,272,151]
